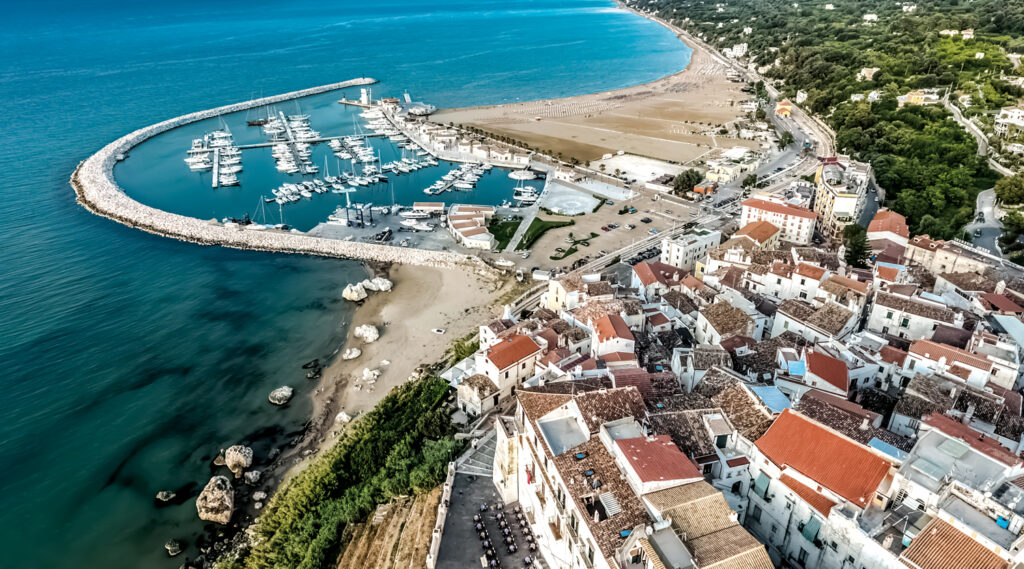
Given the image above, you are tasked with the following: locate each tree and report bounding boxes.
[673,169,703,194]
[996,173,1024,205]
[843,224,869,268]
[741,174,759,188]
[778,130,795,149]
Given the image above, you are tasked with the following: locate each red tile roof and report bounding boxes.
[868,209,909,238]
[879,345,908,366]
[615,435,703,483]
[609,368,654,400]
[981,293,1024,314]
[735,220,780,244]
[756,410,891,507]
[726,456,750,467]
[795,263,827,281]
[876,266,899,282]
[806,350,850,393]
[485,334,542,370]
[633,261,661,287]
[601,351,638,363]
[647,312,670,327]
[908,340,993,372]
[779,474,837,516]
[742,198,817,220]
[594,314,634,343]
[899,518,1008,569]
[922,413,1021,466]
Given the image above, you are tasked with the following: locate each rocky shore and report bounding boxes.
[69,76,487,271]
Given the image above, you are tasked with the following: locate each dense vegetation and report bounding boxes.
[646,0,1020,237]
[219,376,460,569]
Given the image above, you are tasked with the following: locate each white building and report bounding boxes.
[740,197,817,245]
[660,229,722,272]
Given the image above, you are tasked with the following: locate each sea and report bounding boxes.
[0,1,691,567]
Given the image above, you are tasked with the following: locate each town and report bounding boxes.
[427,194,1024,569]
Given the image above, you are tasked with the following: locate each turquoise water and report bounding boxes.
[0,1,690,567]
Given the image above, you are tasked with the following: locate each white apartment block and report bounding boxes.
[740,198,817,245]
[660,229,722,272]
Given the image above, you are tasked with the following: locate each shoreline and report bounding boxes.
[433,1,755,165]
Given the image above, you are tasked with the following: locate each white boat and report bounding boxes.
[400,219,420,227]
[495,258,516,268]
[454,181,475,189]
[399,210,430,219]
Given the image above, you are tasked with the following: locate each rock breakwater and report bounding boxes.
[71,77,487,270]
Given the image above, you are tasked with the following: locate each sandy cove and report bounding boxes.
[268,263,513,482]
[432,5,757,165]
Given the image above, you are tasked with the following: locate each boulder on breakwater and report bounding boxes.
[342,283,368,302]
[342,347,361,360]
[196,476,234,524]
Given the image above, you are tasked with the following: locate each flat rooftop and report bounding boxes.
[537,416,588,456]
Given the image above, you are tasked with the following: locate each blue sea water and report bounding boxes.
[0,1,690,567]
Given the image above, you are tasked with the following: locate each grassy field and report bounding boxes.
[515,218,574,250]
[487,217,523,250]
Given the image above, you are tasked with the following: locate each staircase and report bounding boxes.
[456,430,497,477]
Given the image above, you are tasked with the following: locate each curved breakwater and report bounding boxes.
[71,77,487,270]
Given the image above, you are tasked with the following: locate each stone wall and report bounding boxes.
[72,77,488,270]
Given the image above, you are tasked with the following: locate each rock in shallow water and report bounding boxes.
[156,490,176,503]
[253,491,267,501]
[268,386,294,405]
[353,324,379,343]
[165,539,182,556]
[196,476,234,524]
[342,283,367,302]
[244,469,261,485]
[224,445,253,479]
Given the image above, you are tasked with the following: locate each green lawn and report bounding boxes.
[488,217,522,250]
[515,218,575,250]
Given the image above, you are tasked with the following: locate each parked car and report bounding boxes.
[640,217,652,223]
[601,226,611,232]
[648,228,660,235]
[609,223,619,229]
[625,224,636,230]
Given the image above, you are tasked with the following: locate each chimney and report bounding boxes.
[859,417,870,431]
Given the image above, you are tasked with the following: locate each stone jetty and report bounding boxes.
[70,77,489,270]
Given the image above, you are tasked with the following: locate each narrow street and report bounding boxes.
[964,188,1003,257]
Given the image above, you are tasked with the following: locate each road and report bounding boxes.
[965,188,1004,257]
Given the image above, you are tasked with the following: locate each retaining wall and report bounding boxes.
[71,77,489,270]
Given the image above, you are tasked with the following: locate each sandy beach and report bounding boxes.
[267,263,512,482]
[432,10,758,165]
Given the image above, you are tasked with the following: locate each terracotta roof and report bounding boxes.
[594,314,634,343]
[575,387,647,433]
[908,340,992,372]
[981,293,1024,313]
[923,413,1021,466]
[460,374,498,397]
[939,271,998,293]
[794,263,827,280]
[615,435,702,482]
[741,198,817,220]
[485,334,542,370]
[735,220,780,245]
[874,292,955,323]
[823,275,869,296]
[647,312,670,327]
[876,266,900,282]
[779,474,837,516]
[899,518,1008,569]
[633,261,662,287]
[806,349,850,393]
[689,525,775,569]
[879,345,908,366]
[702,302,753,338]
[778,299,854,336]
[609,368,655,400]
[868,209,909,238]
[755,410,892,507]
[601,351,638,363]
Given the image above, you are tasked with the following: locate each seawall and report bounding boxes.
[71,77,490,270]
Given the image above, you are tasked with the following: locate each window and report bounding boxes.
[885,311,893,320]
[798,548,808,566]
[901,317,910,328]
[750,504,762,523]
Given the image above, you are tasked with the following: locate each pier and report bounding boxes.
[71,77,492,271]
[211,148,220,188]
[235,133,382,150]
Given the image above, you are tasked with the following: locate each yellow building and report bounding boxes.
[775,99,793,117]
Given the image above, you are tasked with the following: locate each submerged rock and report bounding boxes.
[342,283,368,302]
[342,347,362,360]
[196,476,234,524]
[224,445,253,479]
[165,539,182,557]
[213,452,226,467]
[353,324,379,343]
[253,491,267,501]
[156,490,177,503]
[268,386,294,406]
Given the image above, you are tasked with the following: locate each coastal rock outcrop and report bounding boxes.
[336,411,352,424]
[224,445,253,479]
[196,476,234,524]
[362,368,381,382]
[244,470,261,485]
[268,386,294,405]
[360,279,380,292]
[342,283,368,302]
[165,539,182,557]
[371,277,393,291]
[342,347,362,360]
[353,325,379,343]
